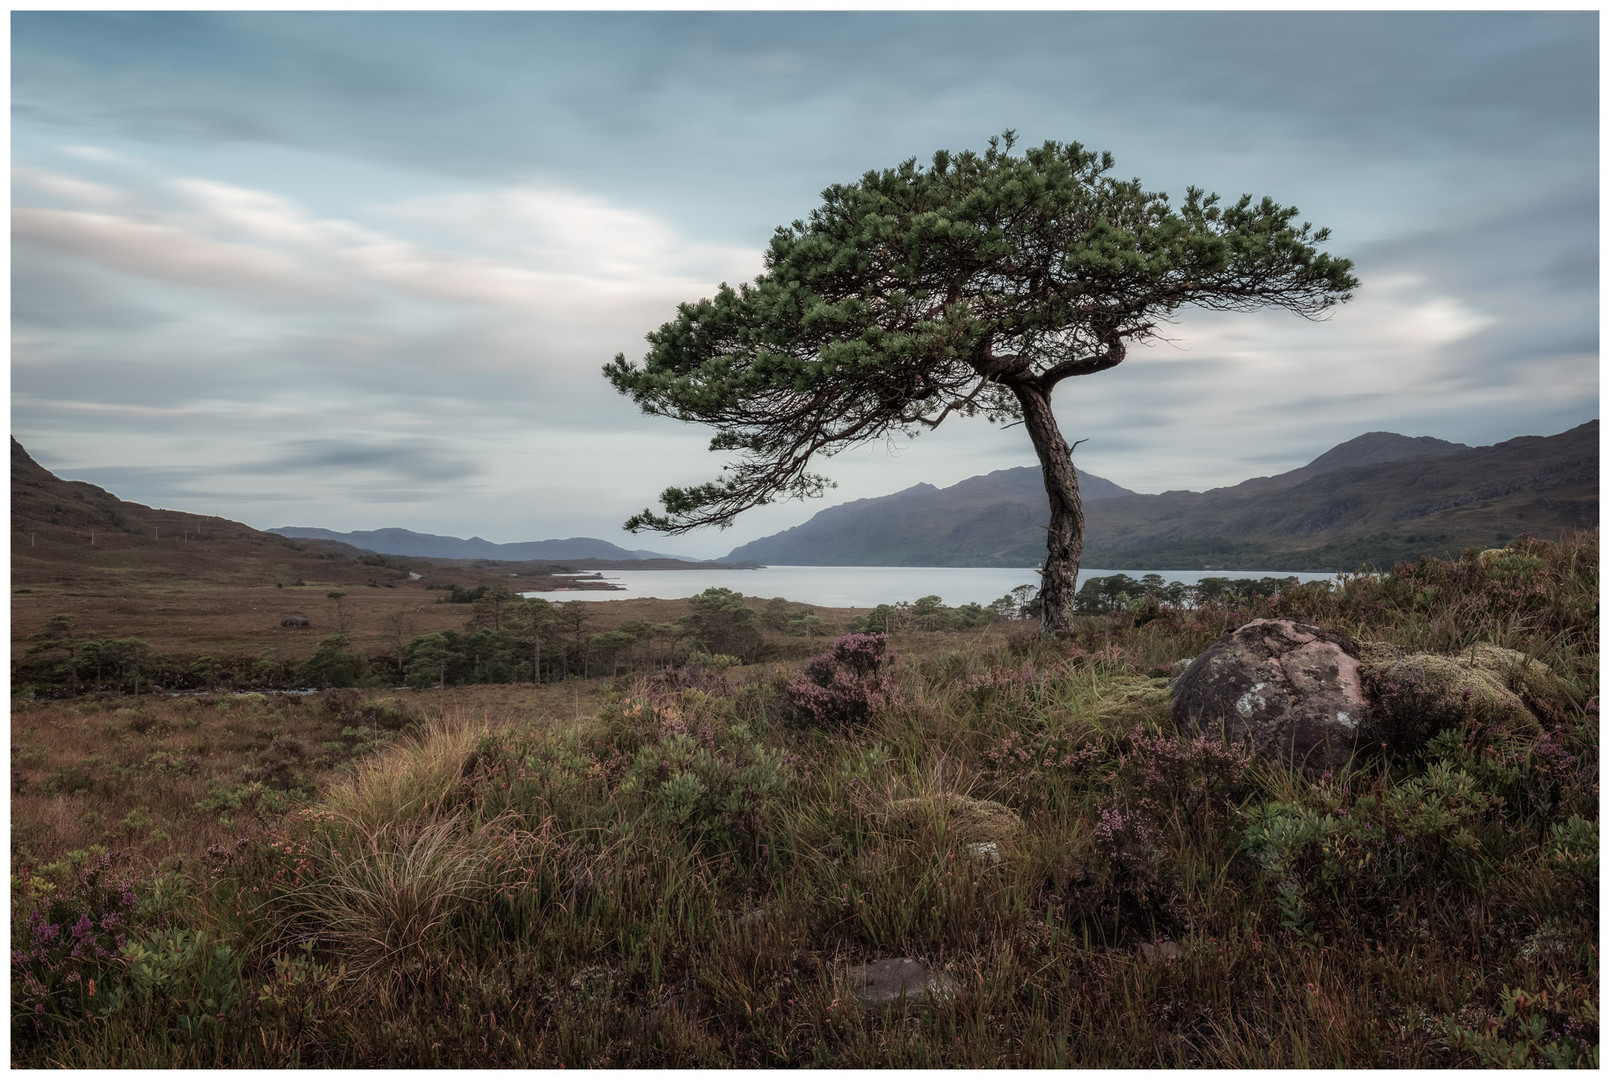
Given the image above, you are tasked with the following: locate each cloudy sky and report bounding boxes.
[11,11,1599,559]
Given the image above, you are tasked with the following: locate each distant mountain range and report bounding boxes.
[725,422,1598,571]
[267,527,674,563]
[725,468,1137,566]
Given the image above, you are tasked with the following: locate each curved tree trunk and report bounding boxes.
[1012,383,1084,636]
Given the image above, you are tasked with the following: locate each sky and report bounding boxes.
[10,10,1600,560]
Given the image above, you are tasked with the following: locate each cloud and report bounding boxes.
[385,185,757,282]
[11,165,121,206]
[12,207,344,301]
[238,437,483,484]
[15,164,759,327]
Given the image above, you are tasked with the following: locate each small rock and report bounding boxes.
[1137,940,1185,965]
[966,840,1003,866]
[847,958,959,1008]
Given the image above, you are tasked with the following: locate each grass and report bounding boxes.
[11,533,1599,1067]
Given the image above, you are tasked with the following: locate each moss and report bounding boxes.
[885,793,1024,846]
[1361,649,1540,752]
[1097,676,1173,732]
[1466,643,1579,726]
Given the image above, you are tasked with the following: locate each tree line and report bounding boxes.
[14,578,1318,697]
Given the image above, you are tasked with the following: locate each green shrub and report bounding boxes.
[617,720,792,856]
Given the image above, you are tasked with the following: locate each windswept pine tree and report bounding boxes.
[607,132,1356,634]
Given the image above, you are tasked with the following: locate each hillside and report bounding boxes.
[9,440,628,663]
[269,526,674,563]
[10,437,390,590]
[725,468,1134,566]
[726,423,1598,570]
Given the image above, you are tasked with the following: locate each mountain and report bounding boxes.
[268,526,673,563]
[725,422,1598,571]
[725,468,1135,566]
[10,437,391,589]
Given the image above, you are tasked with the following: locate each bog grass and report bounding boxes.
[11,533,1598,1067]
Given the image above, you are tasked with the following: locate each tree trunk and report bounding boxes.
[1012,383,1084,636]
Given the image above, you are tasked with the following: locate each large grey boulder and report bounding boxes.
[1171,619,1367,774]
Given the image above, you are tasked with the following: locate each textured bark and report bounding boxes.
[1012,384,1084,636]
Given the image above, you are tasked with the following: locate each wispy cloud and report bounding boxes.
[13,207,342,301]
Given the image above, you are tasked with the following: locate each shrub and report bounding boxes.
[681,588,765,662]
[785,610,828,637]
[264,810,528,976]
[784,633,899,729]
[1240,760,1514,937]
[1444,981,1599,1068]
[100,927,243,1042]
[299,634,366,689]
[11,851,135,1044]
[617,720,792,855]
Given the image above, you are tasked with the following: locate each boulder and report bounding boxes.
[1466,642,1577,726]
[1171,619,1367,774]
[846,957,958,1008]
[1172,619,1565,770]
[1358,642,1543,748]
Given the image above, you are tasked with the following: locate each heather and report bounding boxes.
[11,533,1598,1067]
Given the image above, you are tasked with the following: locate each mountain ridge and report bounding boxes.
[725,423,1597,571]
[267,526,675,563]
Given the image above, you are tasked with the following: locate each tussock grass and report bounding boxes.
[268,807,545,976]
[319,714,491,831]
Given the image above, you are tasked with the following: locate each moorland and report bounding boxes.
[10,444,1599,1067]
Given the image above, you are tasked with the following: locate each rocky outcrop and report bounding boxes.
[1172,619,1571,773]
[1358,641,1566,749]
[1170,619,1368,774]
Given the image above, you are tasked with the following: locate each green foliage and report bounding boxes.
[1444,982,1599,1068]
[618,720,792,856]
[848,594,1002,633]
[103,928,242,1040]
[680,587,764,662]
[195,779,307,822]
[299,633,366,689]
[607,133,1354,538]
[786,609,829,637]
[441,584,491,604]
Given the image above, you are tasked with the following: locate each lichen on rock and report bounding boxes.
[1170,618,1368,775]
[1170,618,1570,772]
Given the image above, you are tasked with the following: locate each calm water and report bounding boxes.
[523,565,1338,608]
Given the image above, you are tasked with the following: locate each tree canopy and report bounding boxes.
[606,132,1356,631]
